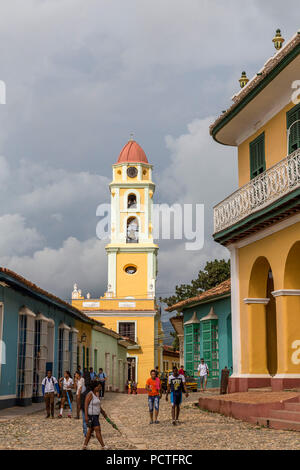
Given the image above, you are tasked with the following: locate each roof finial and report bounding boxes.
[239,71,249,88]
[273,29,285,50]
[129,132,134,142]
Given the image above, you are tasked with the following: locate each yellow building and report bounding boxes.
[162,346,180,372]
[210,30,300,392]
[72,138,163,392]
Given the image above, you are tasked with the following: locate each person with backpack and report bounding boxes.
[42,370,60,418]
[58,371,74,418]
[97,368,107,397]
[197,358,209,391]
[166,367,189,425]
[83,380,108,450]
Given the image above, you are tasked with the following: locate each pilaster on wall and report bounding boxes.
[18,308,36,400]
[272,290,300,377]
[228,245,241,377]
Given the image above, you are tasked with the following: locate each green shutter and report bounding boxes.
[287,104,300,154]
[184,322,200,377]
[200,320,219,387]
[250,132,266,179]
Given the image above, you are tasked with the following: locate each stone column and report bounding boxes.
[36,314,49,397]
[178,334,184,366]
[71,327,79,375]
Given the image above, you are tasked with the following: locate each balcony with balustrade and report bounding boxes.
[213,149,300,245]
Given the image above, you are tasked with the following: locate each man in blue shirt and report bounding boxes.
[166,367,188,425]
[98,368,107,397]
[89,367,96,380]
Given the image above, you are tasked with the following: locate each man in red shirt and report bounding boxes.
[145,369,161,424]
[178,366,185,375]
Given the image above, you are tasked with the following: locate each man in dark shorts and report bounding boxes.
[166,367,188,425]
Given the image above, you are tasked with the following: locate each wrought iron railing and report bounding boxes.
[214,149,300,234]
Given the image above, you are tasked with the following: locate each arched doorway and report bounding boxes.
[284,241,300,289]
[248,257,277,376]
[281,241,300,376]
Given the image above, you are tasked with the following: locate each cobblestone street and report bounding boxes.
[0,392,300,450]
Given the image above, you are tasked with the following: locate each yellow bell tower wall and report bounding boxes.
[116,252,148,298]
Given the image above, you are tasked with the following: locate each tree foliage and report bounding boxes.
[161,259,230,307]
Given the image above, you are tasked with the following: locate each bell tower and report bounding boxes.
[104,137,158,306]
[72,138,163,391]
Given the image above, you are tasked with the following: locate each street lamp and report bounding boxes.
[80,332,87,343]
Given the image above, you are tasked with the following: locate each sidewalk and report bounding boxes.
[0,402,45,422]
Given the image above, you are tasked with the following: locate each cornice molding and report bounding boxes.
[243,298,270,305]
[272,290,300,297]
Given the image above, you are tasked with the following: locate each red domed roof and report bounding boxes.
[117,140,149,164]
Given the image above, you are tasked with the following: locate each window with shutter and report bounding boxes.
[287,104,300,154]
[249,132,266,179]
[118,322,136,342]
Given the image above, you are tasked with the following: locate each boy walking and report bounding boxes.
[98,368,107,397]
[42,370,60,418]
[198,358,209,391]
[166,367,188,425]
[145,370,161,424]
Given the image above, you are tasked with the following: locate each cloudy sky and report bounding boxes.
[0,0,299,316]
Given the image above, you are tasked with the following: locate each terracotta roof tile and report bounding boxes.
[0,266,95,325]
[210,32,300,137]
[165,279,231,312]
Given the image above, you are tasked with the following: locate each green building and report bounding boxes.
[166,279,232,389]
[91,324,130,392]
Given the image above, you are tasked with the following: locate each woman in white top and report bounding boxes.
[58,371,74,418]
[83,380,108,450]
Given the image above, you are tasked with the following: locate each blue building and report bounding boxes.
[166,279,232,388]
[0,267,95,409]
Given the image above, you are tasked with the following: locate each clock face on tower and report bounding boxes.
[127,166,138,178]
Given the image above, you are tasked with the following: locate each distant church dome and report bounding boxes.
[117,139,149,164]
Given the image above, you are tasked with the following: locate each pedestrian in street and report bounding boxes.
[166,366,188,426]
[89,367,96,381]
[83,380,108,450]
[178,365,185,375]
[42,370,60,418]
[130,380,137,394]
[155,366,160,378]
[77,366,82,377]
[146,369,161,424]
[98,368,107,397]
[198,358,209,391]
[80,370,92,437]
[58,371,74,418]
[75,371,86,419]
